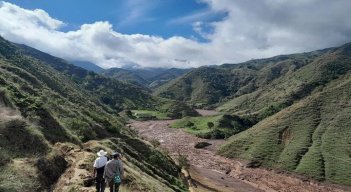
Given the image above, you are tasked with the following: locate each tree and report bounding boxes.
[207,122,214,129]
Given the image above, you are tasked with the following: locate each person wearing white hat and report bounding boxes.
[93,149,108,192]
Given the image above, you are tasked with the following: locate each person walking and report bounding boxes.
[93,149,108,192]
[104,152,124,192]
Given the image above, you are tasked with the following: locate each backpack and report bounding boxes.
[114,160,122,184]
[114,175,121,184]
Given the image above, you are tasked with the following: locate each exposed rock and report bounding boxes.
[194,142,212,149]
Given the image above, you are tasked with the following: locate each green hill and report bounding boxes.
[155,48,330,108]
[218,43,351,185]
[102,67,190,89]
[70,60,104,73]
[156,42,351,185]
[220,71,351,185]
[101,68,150,87]
[16,43,155,111]
[0,36,188,191]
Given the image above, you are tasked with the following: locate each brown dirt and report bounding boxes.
[52,144,95,192]
[52,142,130,192]
[196,109,220,116]
[130,119,350,192]
[0,106,21,121]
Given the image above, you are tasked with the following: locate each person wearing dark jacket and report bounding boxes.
[93,150,108,192]
[104,152,124,192]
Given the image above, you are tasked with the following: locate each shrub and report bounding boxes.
[0,119,48,156]
[177,154,189,170]
[197,129,226,139]
[150,139,161,148]
[185,121,194,127]
[207,122,214,129]
[0,151,11,166]
[36,153,68,188]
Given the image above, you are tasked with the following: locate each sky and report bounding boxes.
[0,0,351,69]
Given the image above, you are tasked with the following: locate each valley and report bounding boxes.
[1,1,351,191]
[1,34,351,191]
[130,112,350,192]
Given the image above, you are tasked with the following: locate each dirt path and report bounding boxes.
[53,144,94,192]
[130,120,349,192]
[52,142,130,192]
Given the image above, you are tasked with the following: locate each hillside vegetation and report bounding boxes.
[157,42,351,185]
[0,36,188,192]
[102,67,190,89]
[220,70,351,185]
[155,48,330,107]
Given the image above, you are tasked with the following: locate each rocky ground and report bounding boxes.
[130,116,350,192]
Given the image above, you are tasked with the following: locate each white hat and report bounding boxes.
[97,150,107,156]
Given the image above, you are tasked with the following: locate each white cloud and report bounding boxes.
[116,0,157,28]
[0,0,351,69]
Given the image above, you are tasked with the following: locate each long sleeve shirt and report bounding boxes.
[103,159,124,180]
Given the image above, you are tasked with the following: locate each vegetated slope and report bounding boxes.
[0,36,187,192]
[219,43,351,185]
[102,67,190,89]
[155,48,330,107]
[101,68,150,87]
[148,68,191,89]
[155,42,351,185]
[70,60,104,73]
[16,43,155,111]
[218,44,351,116]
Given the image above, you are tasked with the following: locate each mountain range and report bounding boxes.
[1,33,351,190]
[101,67,190,89]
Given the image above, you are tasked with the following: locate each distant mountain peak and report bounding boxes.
[70,60,104,73]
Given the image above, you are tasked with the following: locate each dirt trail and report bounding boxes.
[53,144,95,192]
[130,118,349,192]
[52,142,130,192]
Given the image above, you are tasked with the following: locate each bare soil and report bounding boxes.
[0,106,20,121]
[196,109,220,116]
[130,118,350,192]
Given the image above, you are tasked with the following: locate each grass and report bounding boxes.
[0,36,189,191]
[170,114,255,139]
[132,110,171,120]
[0,159,41,192]
[219,72,351,185]
[170,115,223,135]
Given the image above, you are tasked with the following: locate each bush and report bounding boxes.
[0,119,48,156]
[68,119,96,142]
[258,104,287,120]
[161,101,199,119]
[207,122,214,129]
[185,121,194,127]
[177,154,189,169]
[0,151,11,166]
[36,153,68,188]
[197,129,226,139]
